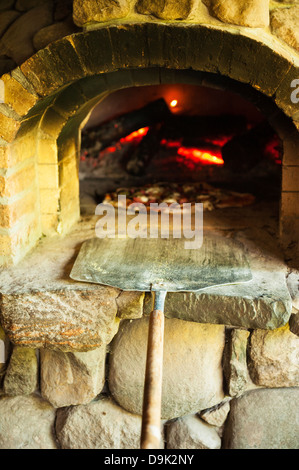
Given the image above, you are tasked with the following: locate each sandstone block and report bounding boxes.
[223,328,251,397]
[3,346,38,395]
[0,394,57,449]
[202,0,270,28]
[73,0,130,27]
[199,400,230,427]
[116,291,144,319]
[0,190,37,229]
[20,37,84,97]
[0,217,122,351]
[289,312,299,336]
[223,388,299,449]
[0,111,21,143]
[70,29,113,76]
[271,6,299,52]
[248,324,299,387]
[166,414,221,449]
[1,288,120,352]
[56,396,142,449]
[40,346,106,407]
[109,317,225,419]
[1,73,38,117]
[136,0,193,20]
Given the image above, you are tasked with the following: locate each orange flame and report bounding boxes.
[177,147,224,166]
[120,127,149,143]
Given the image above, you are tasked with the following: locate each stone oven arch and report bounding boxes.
[0,23,298,266]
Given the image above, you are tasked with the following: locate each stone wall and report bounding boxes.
[0,0,298,451]
[0,315,298,449]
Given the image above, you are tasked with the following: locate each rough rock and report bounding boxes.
[116,291,144,319]
[199,400,230,427]
[223,328,251,397]
[0,326,8,385]
[248,324,299,387]
[0,10,21,37]
[40,345,106,407]
[271,6,299,52]
[109,317,225,419]
[0,288,120,352]
[136,0,193,20]
[15,0,51,11]
[0,0,15,11]
[54,0,73,21]
[56,396,143,449]
[73,0,131,27]
[166,414,221,449]
[0,394,57,449]
[0,56,16,76]
[0,3,53,64]
[289,311,299,336]
[223,388,299,449]
[3,346,38,396]
[0,219,121,352]
[202,0,270,27]
[286,270,299,310]
[33,17,78,51]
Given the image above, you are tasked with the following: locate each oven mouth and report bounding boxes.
[78,82,282,225]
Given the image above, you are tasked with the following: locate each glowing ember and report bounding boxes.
[170,99,178,108]
[177,147,224,166]
[160,139,224,166]
[264,134,282,165]
[119,127,149,143]
[82,126,225,168]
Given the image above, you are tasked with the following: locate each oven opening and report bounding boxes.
[79,83,282,231]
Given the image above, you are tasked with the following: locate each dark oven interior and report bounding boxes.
[79,83,282,222]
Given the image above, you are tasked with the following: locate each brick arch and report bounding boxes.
[0,23,298,265]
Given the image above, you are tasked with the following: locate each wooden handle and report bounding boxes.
[140,308,165,449]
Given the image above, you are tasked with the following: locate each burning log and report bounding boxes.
[125,124,162,176]
[161,114,248,146]
[81,98,170,154]
[222,121,280,172]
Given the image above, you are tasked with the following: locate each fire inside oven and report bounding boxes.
[79,84,282,214]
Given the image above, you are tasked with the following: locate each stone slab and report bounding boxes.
[0,207,293,353]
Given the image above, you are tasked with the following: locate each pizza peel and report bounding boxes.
[70,234,252,449]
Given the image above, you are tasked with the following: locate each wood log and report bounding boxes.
[222,121,280,172]
[81,98,170,152]
[161,114,248,145]
[125,124,162,176]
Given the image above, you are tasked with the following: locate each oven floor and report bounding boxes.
[0,199,292,332]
